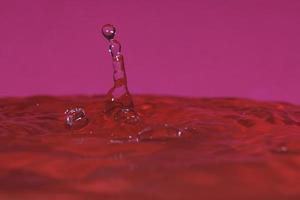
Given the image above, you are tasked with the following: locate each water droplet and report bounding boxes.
[65,107,89,129]
[101,23,137,124]
[101,24,116,40]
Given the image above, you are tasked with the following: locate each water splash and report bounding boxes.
[101,24,140,124]
[65,107,89,129]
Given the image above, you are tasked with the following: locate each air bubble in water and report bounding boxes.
[65,107,89,129]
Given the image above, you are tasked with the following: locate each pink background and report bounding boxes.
[1,0,300,103]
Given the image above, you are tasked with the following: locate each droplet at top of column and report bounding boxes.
[102,24,116,40]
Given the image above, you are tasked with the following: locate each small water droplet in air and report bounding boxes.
[101,24,116,40]
[65,107,89,130]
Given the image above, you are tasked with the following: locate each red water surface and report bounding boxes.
[0,95,300,200]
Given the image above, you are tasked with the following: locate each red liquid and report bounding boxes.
[0,95,300,200]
